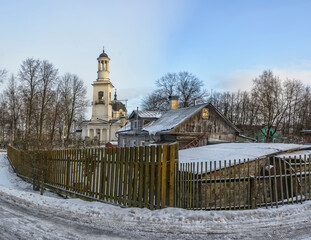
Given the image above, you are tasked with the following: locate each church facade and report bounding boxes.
[81,49,127,143]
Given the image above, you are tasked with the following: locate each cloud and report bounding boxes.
[212,64,311,92]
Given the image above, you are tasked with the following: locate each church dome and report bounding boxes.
[112,100,126,112]
[99,49,108,58]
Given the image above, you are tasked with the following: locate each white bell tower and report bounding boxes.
[91,48,114,121]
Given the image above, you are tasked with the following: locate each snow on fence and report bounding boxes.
[7,144,178,210]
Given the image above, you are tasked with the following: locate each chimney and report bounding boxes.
[169,96,179,110]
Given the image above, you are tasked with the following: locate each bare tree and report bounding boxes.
[38,60,58,141]
[252,70,288,142]
[177,71,207,107]
[59,73,88,144]
[18,58,41,137]
[141,90,168,111]
[0,94,8,142]
[142,71,207,110]
[0,69,7,84]
[5,75,22,142]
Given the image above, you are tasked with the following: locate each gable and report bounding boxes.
[169,105,239,135]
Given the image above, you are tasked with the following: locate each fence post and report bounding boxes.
[169,144,175,207]
[174,143,179,208]
[66,150,70,190]
[250,176,257,209]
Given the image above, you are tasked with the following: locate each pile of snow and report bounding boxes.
[179,143,304,172]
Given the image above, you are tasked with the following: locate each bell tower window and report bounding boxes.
[98,91,104,104]
[104,61,107,70]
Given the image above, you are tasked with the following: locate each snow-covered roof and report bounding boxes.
[179,143,304,172]
[116,122,131,133]
[143,104,207,135]
[129,110,162,119]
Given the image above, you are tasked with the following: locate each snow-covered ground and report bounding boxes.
[179,143,305,171]
[2,147,311,239]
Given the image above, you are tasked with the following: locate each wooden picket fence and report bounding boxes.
[7,144,311,211]
[7,144,178,210]
[175,155,311,210]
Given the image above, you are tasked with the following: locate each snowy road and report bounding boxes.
[0,197,124,240]
[2,150,311,239]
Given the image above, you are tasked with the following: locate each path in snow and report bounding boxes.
[0,197,124,240]
[2,150,311,239]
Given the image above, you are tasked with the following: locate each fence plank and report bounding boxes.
[196,162,199,210]
[304,155,307,201]
[150,146,156,210]
[91,149,97,198]
[128,147,134,207]
[156,146,162,209]
[229,160,232,210]
[257,159,261,208]
[188,163,191,209]
[247,159,250,209]
[133,147,139,207]
[161,145,167,208]
[114,148,120,204]
[99,148,104,199]
[123,147,129,206]
[182,163,185,209]
[309,155,311,201]
[144,146,150,208]
[190,163,194,210]
[299,155,303,204]
[294,156,298,204]
[109,148,116,202]
[119,148,125,204]
[205,162,208,210]
[169,145,175,207]
[283,157,289,205]
[278,158,284,206]
[138,146,144,208]
[224,160,227,210]
[263,158,268,208]
[268,157,273,207]
[102,148,108,200]
[200,161,203,210]
[214,161,217,210]
[289,157,294,204]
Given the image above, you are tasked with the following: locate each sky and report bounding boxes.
[1,0,311,117]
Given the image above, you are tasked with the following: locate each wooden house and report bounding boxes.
[117,97,240,149]
[302,130,311,144]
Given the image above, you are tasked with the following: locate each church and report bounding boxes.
[81,49,127,143]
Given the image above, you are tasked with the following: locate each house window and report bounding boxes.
[134,121,138,129]
[202,108,209,118]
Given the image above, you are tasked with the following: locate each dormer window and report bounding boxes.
[132,120,139,130]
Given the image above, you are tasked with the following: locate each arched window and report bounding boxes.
[101,61,104,70]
